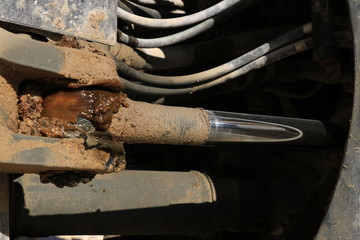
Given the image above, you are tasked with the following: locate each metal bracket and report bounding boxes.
[0,0,117,45]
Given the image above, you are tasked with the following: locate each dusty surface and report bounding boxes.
[58,46,123,91]
[0,37,126,175]
[0,120,114,174]
[2,84,113,172]
[18,94,43,135]
[110,43,147,70]
[0,65,23,132]
[52,17,65,30]
[89,10,106,29]
[0,66,122,174]
[108,99,210,145]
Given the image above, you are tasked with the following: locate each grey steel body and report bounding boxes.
[11,171,252,236]
[0,0,117,45]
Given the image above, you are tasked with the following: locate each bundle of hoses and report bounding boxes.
[114,23,313,95]
[116,0,314,95]
[117,0,260,47]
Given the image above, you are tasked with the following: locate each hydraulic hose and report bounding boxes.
[132,27,290,70]
[117,0,243,28]
[121,38,313,95]
[129,0,185,7]
[120,0,162,18]
[118,18,216,47]
[117,23,313,87]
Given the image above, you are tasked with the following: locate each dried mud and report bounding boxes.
[0,65,23,131]
[0,43,126,175]
[18,94,43,135]
[0,86,113,173]
[89,10,106,29]
[40,171,97,188]
[58,44,124,91]
[108,99,210,145]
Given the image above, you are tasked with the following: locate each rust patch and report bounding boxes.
[0,65,122,174]
[18,88,128,138]
[58,35,80,48]
[42,89,127,132]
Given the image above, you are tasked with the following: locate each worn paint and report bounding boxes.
[0,0,116,45]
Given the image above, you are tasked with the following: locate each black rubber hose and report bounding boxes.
[120,0,162,18]
[128,0,185,7]
[121,38,313,95]
[117,23,313,87]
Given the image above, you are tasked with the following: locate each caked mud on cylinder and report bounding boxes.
[108,99,210,145]
[19,85,210,146]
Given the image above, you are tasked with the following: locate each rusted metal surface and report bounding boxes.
[0,69,123,174]
[0,29,125,173]
[0,0,116,45]
[0,174,9,240]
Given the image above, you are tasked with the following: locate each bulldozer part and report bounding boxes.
[0,0,117,45]
[108,99,211,145]
[0,27,123,90]
[107,99,330,145]
[10,166,319,237]
[0,68,124,174]
[10,171,262,236]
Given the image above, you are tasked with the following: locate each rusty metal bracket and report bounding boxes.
[0,0,117,45]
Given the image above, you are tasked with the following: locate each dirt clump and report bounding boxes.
[40,171,97,188]
[58,35,80,48]
[18,94,44,135]
[0,65,23,131]
[57,41,124,91]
